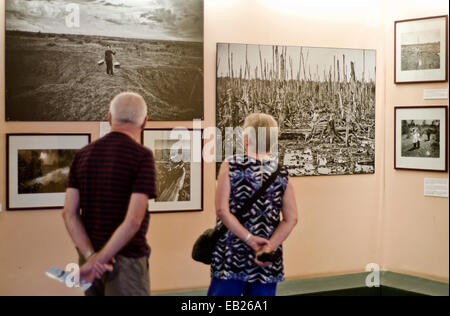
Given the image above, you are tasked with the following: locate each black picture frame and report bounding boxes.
[394,106,448,172]
[141,128,204,214]
[6,133,91,211]
[395,15,449,84]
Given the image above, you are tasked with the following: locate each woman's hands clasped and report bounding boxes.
[246,235,274,267]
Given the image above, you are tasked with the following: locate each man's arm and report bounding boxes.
[62,188,95,258]
[94,193,149,265]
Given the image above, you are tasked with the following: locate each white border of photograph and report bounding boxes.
[7,134,90,210]
[395,106,448,172]
[395,15,448,84]
[142,129,203,213]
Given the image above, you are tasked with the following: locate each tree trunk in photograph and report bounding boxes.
[345,111,351,147]
[343,54,346,82]
[231,52,234,79]
[245,45,248,80]
[228,44,231,78]
[337,59,340,82]
[301,48,307,81]
[259,46,264,80]
[298,48,302,81]
[338,91,344,120]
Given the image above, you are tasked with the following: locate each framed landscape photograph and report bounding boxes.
[216,43,376,177]
[5,0,204,121]
[395,15,448,84]
[7,134,91,210]
[395,106,448,172]
[142,128,203,213]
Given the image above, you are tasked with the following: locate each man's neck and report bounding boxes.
[110,126,139,142]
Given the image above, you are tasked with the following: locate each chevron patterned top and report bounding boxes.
[211,154,289,284]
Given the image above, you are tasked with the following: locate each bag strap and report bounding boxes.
[217,163,282,236]
[235,164,282,222]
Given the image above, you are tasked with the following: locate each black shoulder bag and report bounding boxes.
[192,165,281,265]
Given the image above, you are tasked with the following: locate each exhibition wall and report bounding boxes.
[0,0,448,295]
[382,1,449,281]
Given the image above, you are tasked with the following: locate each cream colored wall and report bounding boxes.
[0,0,447,296]
[381,0,449,283]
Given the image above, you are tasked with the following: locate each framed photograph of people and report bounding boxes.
[142,128,203,213]
[6,134,91,211]
[395,15,448,84]
[395,106,448,172]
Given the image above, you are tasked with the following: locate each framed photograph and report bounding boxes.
[216,43,376,177]
[395,15,448,84]
[395,106,448,172]
[142,128,203,213]
[7,134,91,211]
[5,0,203,121]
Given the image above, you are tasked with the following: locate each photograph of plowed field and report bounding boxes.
[6,31,203,121]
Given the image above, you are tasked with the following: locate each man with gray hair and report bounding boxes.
[63,92,156,296]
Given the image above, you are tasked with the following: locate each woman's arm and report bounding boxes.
[266,180,298,251]
[216,161,269,252]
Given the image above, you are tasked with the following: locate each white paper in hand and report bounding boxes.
[45,266,92,292]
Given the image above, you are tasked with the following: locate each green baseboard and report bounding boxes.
[154,271,449,296]
[381,271,448,296]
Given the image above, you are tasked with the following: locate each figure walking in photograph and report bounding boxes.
[410,128,421,150]
[105,45,116,76]
[426,128,433,142]
[411,128,418,149]
[415,129,421,148]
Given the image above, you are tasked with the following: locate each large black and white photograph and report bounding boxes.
[142,129,202,213]
[5,0,204,121]
[395,15,448,83]
[7,134,90,210]
[395,106,448,172]
[216,43,376,177]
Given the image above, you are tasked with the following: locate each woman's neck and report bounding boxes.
[246,151,270,160]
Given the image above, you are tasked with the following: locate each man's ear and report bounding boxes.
[108,112,112,126]
[140,116,148,130]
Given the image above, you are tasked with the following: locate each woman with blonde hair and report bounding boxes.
[208,113,298,296]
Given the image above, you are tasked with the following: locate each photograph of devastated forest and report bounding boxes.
[216,43,376,177]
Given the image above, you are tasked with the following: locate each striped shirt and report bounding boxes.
[67,131,156,258]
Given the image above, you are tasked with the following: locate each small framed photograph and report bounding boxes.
[395,15,448,84]
[395,106,448,172]
[394,15,448,84]
[6,134,91,211]
[142,128,203,213]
